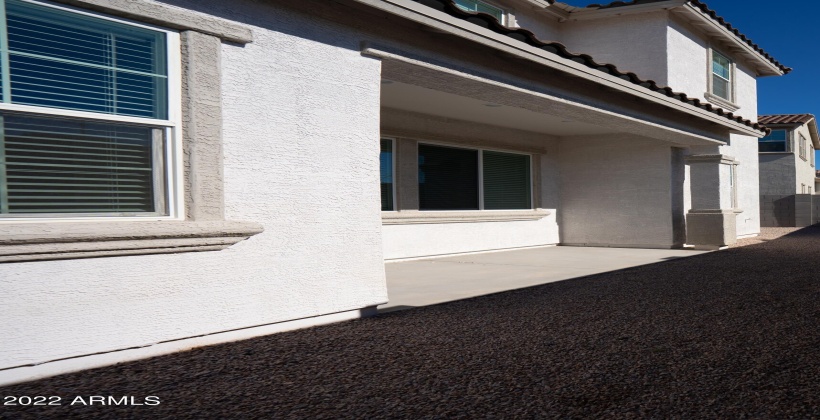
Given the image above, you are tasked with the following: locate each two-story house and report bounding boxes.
[757,114,820,226]
[0,0,787,385]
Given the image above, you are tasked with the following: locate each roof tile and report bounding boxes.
[758,114,815,125]
[583,0,791,74]
[410,0,768,134]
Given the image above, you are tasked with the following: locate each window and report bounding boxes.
[380,138,394,211]
[759,129,788,152]
[711,51,732,101]
[812,145,816,167]
[454,0,505,23]
[418,143,531,211]
[802,184,806,194]
[0,0,179,218]
[799,133,807,160]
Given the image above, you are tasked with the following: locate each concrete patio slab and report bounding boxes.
[382,245,708,311]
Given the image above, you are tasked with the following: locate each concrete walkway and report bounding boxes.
[382,246,707,311]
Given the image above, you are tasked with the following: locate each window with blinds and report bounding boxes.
[5,0,168,118]
[380,139,394,211]
[0,0,174,217]
[1,114,162,214]
[418,144,531,211]
[483,150,531,210]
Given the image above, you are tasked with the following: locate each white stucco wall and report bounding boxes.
[723,135,761,237]
[382,216,558,259]
[666,17,707,103]
[560,11,669,85]
[0,0,388,371]
[506,1,561,40]
[558,135,676,248]
[793,124,817,193]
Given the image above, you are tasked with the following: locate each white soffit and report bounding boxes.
[381,80,614,136]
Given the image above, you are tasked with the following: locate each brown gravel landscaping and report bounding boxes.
[2,226,820,419]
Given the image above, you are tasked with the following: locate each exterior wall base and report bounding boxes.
[0,306,379,387]
[686,209,737,248]
[560,243,680,250]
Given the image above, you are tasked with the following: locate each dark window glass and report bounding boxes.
[759,129,787,152]
[418,144,478,210]
[380,139,393,211]
[483,151,531,210]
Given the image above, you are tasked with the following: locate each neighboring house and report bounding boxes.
[0,0,787,384]
[757,114,820,227]
[816,170,820,193]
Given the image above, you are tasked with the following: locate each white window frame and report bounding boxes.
[454,0,506,25]
[0,0,183,223]
[417,141,533,211]
[380,137,397,212]
[811,144,815,167]
[705,48,738,111]
[799,133,807,161]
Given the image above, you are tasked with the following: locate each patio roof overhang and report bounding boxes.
[351,0,767,140]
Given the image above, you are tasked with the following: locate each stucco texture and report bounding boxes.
[0,0,388,369]
[558,136,675,248]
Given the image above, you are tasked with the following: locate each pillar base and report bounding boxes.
[686,209,737,249]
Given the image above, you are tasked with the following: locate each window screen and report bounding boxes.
[759,129,788,152]
[380,139,393,211]
[483,150,531,210]
[418,144,479,211]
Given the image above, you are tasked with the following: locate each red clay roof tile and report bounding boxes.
[583,0,791,74]
[758,114,815,126]
[410,0,768,134]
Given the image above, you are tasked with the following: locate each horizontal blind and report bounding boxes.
[5,0,168,119]
[418,144,478,211]
[1,114,158,214]
[482,150,531,210]
[380,139,393,211]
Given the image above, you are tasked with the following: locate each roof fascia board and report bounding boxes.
[565,0,685,21]
[679,3,783,76]
[352,0,764,137]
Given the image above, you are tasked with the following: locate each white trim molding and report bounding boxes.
[382,209,551,224]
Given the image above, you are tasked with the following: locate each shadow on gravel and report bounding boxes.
[3,226,820,419]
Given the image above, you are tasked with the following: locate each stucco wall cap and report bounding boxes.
[685,154,737,164]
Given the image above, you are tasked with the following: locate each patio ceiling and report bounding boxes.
[381,80,613,137]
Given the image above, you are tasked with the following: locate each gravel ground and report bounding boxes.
[3,226,820,419]
[731,227,803,248]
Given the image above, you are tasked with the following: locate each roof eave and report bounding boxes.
[561,1,787,77]
[677,3,784,77]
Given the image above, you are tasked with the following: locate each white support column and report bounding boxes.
[686,154,738,250]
